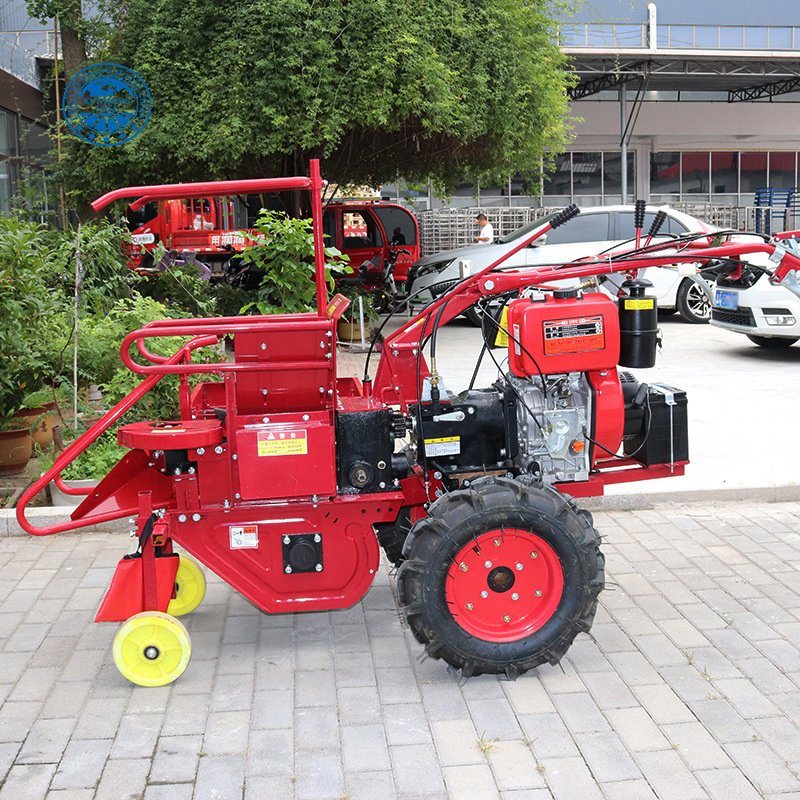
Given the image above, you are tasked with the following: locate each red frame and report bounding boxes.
[16,161,800,622]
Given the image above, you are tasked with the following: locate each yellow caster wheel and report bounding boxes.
[168,555,206,617]
[112,612,192,687]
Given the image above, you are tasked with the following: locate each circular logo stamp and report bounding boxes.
[63,62,152,147]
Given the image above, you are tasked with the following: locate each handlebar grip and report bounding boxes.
[647,210,667,238]
[634,199,646,230]
[550,204,580,229]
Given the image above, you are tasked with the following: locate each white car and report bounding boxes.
[711,259,800,348]
[407,205,717,324]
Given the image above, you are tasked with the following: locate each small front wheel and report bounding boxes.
[112,612,192,687]
[168,555,207,617]
[397,477,604,678]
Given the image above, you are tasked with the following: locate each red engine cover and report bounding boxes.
[507,292,620,377]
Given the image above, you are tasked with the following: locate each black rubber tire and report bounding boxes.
[375,508,411,567]
[676,279,711,324]
[396,476,604,679]
[746,335,799,349]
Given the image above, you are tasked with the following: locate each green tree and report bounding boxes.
[56,0,573,202]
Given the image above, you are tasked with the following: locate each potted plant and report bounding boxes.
[337,287,378,344]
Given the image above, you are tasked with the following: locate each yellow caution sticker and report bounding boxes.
[424,436,461,457]
[257,429,308,457]
[624,298,655,310]
[494,306,509,347]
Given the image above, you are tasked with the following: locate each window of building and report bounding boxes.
[740,152,768,193]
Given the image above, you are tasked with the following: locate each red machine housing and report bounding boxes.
[507,292,620,377]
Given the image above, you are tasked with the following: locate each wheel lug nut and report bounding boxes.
[494,538,501,547]
[484,560,492,568]
[535,589,543,597]
[511,592,519,600]
[459,563,468,572]
[503,615,511,623]
[465,603,474,611]
[480,590,489,598]
[515,562,523,571]
[531,551,538,559]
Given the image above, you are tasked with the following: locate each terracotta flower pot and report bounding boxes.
[14,405,60,450]
[0,427,34,475]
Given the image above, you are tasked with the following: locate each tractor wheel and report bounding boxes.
[397,476,604,678]
[376,508,411,567]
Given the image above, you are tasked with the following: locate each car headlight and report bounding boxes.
[762,307,796,326]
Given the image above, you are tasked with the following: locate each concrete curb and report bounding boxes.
[3,483,799,537]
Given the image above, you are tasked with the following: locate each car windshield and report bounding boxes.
[497,212,559,244]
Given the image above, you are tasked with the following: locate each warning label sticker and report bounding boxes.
[624,298,655,310]
[494,306,509,348]
[543,315,605,355]
[230,525,259,549]
[424,436,461,457]
[257,429,308,457]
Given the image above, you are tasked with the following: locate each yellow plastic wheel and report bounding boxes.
[112,612,192,687]
[168,555,207,617]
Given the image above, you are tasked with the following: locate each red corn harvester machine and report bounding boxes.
[17,162,800,686]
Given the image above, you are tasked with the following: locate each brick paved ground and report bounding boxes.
[0,500,799,799]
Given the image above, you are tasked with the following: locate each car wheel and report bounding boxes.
[676,279,711,324]
[746,335,799,349]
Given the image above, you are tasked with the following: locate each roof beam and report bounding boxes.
[728,76,800,102]
[568,62,646,99]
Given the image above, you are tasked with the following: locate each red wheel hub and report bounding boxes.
[445,528,564,643]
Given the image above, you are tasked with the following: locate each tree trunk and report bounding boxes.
[59,25,86,79]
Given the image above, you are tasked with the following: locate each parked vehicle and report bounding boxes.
[406,205,719,324]
[126,196,420,288]
[711,235,800,348]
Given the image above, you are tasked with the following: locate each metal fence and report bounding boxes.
[417,207,560,255]
[416,203,800,256]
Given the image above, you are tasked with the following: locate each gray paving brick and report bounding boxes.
[144,785,194,800]
[94,757,150,800]
[338,685,381,727]
[159,693,209,737]
[580,670,638,710]
[203,710,251,756]
[251,688,293,730]
[430,718,483,767]
[193,753,245,800]
[51,738,112,790]
[243,774,296,800]
[486,740,547,792]
[247,728,293,777]
[342,723,391,772]
[551,692,610,734]
[109,712,162,759]
[150,734,202,783]
[599,778,658,800]
[518,713,580,760]
[468,696,523,741]
[17,717,74,764]
[695,767,762,800]
[345,769,397,800]
[444,763,500,800]
[540,755,603,800]
[575,731,640,782]
[713,677,779,718]
[632,683,695,725]
[295,705,340,749]
[382,703,432,746]
[634,750,707,800]
[662,721,732,770]
[295,748,345,799]
[390,743,445,796]
[500,791,553,800]
[605,708,670,752]
[724,740,800,795]
[0,762,55,800]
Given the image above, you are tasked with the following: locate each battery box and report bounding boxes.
[623,384,688,467]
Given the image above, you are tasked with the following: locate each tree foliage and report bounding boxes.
[56,0,574,201]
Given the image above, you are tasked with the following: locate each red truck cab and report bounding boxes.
[126,195,419,286]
